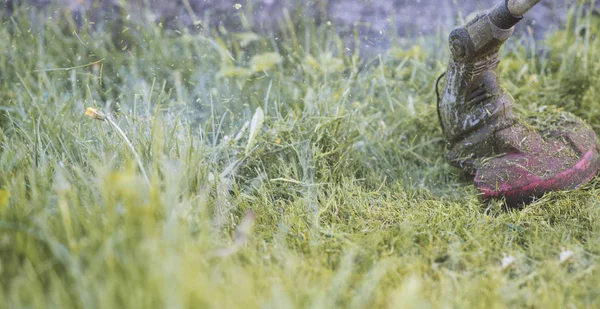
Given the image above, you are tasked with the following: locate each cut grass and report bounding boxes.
[2,3,600,309]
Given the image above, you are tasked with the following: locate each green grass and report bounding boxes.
[2,3,600,309]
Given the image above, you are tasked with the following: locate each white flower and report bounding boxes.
[501,255,516,270]
[560,249,574,263]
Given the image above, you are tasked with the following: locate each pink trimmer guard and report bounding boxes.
[474,113,600,207]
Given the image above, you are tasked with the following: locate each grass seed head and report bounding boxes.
[85,107,106,121]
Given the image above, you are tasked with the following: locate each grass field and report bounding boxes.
[2,3,600,309]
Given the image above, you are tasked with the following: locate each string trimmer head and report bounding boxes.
[438,0,600,207]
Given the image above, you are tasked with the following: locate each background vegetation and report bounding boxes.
[2,2,600,308]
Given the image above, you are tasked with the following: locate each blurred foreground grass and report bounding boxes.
[2,3,600,309]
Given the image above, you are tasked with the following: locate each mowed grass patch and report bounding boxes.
[2,4,600,309]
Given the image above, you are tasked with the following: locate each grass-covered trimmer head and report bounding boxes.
[439,0,600,207]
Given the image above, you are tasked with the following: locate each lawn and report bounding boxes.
[2,3,600,309]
